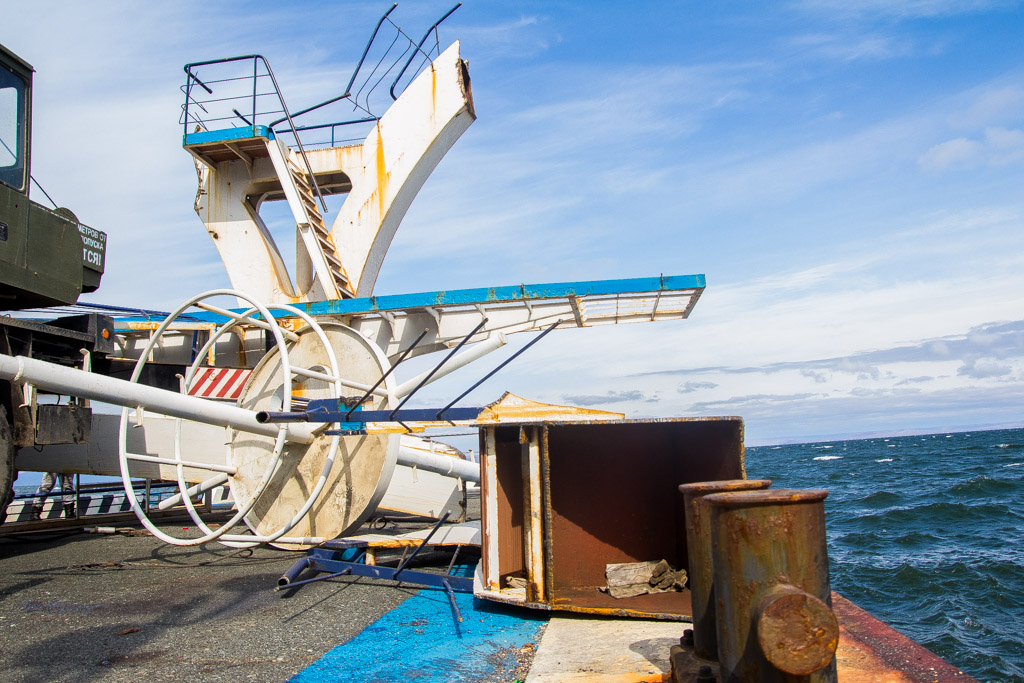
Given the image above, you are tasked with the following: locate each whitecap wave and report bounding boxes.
[813,455,843,461]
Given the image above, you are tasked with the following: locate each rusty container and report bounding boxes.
[678,479,772,660]
[706,489,838,683]
[478,417,746,619]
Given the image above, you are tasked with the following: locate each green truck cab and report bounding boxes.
[1,43,112,518]
[1,43,106,310]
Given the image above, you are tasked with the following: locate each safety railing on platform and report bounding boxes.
[181,54,328,212]
[179,3,462,153]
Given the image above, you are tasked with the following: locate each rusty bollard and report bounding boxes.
[705,489,838,683]
[678,479,772,660]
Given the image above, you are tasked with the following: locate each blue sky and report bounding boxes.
[4,1,1024,444]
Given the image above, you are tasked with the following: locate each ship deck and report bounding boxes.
[0,497,977,682]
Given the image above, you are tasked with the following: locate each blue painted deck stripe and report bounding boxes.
[112,273,705,327]
[290,584,547,681]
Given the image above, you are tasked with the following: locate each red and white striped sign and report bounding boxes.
[187,367,252,401]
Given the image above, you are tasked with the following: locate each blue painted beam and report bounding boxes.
[183,124,274,146]
[112,273,705,326]
[303,273,705,317]
[302,401,481,423]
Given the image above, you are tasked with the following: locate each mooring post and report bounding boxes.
[678,479,772,660]
[706,489,838,682]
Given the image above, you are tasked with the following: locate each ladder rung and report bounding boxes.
[330,267,349,285]
[322,251,342,269]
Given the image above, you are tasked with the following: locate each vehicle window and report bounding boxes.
[0,66,26,191]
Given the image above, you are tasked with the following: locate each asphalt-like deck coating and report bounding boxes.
[0,510,486,682]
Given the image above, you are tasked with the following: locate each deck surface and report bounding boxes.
[0,497,975,682]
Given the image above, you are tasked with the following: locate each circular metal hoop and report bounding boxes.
[116,289,343,547]
[231,322,400,550]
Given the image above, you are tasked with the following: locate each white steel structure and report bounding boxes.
[8,11,707,547]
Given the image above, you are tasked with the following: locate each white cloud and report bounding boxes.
[919,137,984,170]
[958,359,1014,378]
[949,85,1024,128]
[919,127,1024,171]
[786,32,910,62]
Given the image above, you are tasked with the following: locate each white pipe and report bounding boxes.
[397,444,480,483]
[394,333,506,399]
[194,301,300,342]
[125,452,237,475]
[292,365,387,397]
[0,353,315,444]
[157,473,230,510]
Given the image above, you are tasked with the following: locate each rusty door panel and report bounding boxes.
[545,419,744,605]
[493,426,526,583]
[479,416,744,619]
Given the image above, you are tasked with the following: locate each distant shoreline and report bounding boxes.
[747,422,1024,447]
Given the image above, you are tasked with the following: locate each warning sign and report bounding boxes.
[78,223,106,272]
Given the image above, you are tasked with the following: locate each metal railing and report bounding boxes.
[181,55,327,212]
[268,2,462,140]
[178,4,461,208]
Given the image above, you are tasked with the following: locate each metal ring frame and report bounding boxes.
[117,289,342,547]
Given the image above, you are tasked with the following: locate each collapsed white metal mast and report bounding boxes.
[10,8,707,547]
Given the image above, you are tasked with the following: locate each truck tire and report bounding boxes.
[0,405,14,517]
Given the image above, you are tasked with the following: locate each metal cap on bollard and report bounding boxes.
[678,479,772,660]
[705,488,838,683]
[757,587,838,675]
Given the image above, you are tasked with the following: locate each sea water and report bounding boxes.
[747,428,1024,682]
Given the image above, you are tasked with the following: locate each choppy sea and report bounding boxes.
[746,427,1024,682]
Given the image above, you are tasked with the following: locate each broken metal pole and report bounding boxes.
[0,353,316,444]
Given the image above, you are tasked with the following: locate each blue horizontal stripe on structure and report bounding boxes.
[112,274,705,326]
[183,125,274,146]
[290,569,547,682]
[303,273,706,316]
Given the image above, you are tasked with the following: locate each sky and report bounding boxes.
[4,0,1024,445]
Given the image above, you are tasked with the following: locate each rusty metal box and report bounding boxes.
[475,417,745,620]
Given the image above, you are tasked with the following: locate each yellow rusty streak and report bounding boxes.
[344,537,466,549]
[356,394,627,433]
[119,322,217,331]
[477,392,625,423]
[431,66,437,116]
[375,123,387,218]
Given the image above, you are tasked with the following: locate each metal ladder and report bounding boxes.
[268,141,353,299]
